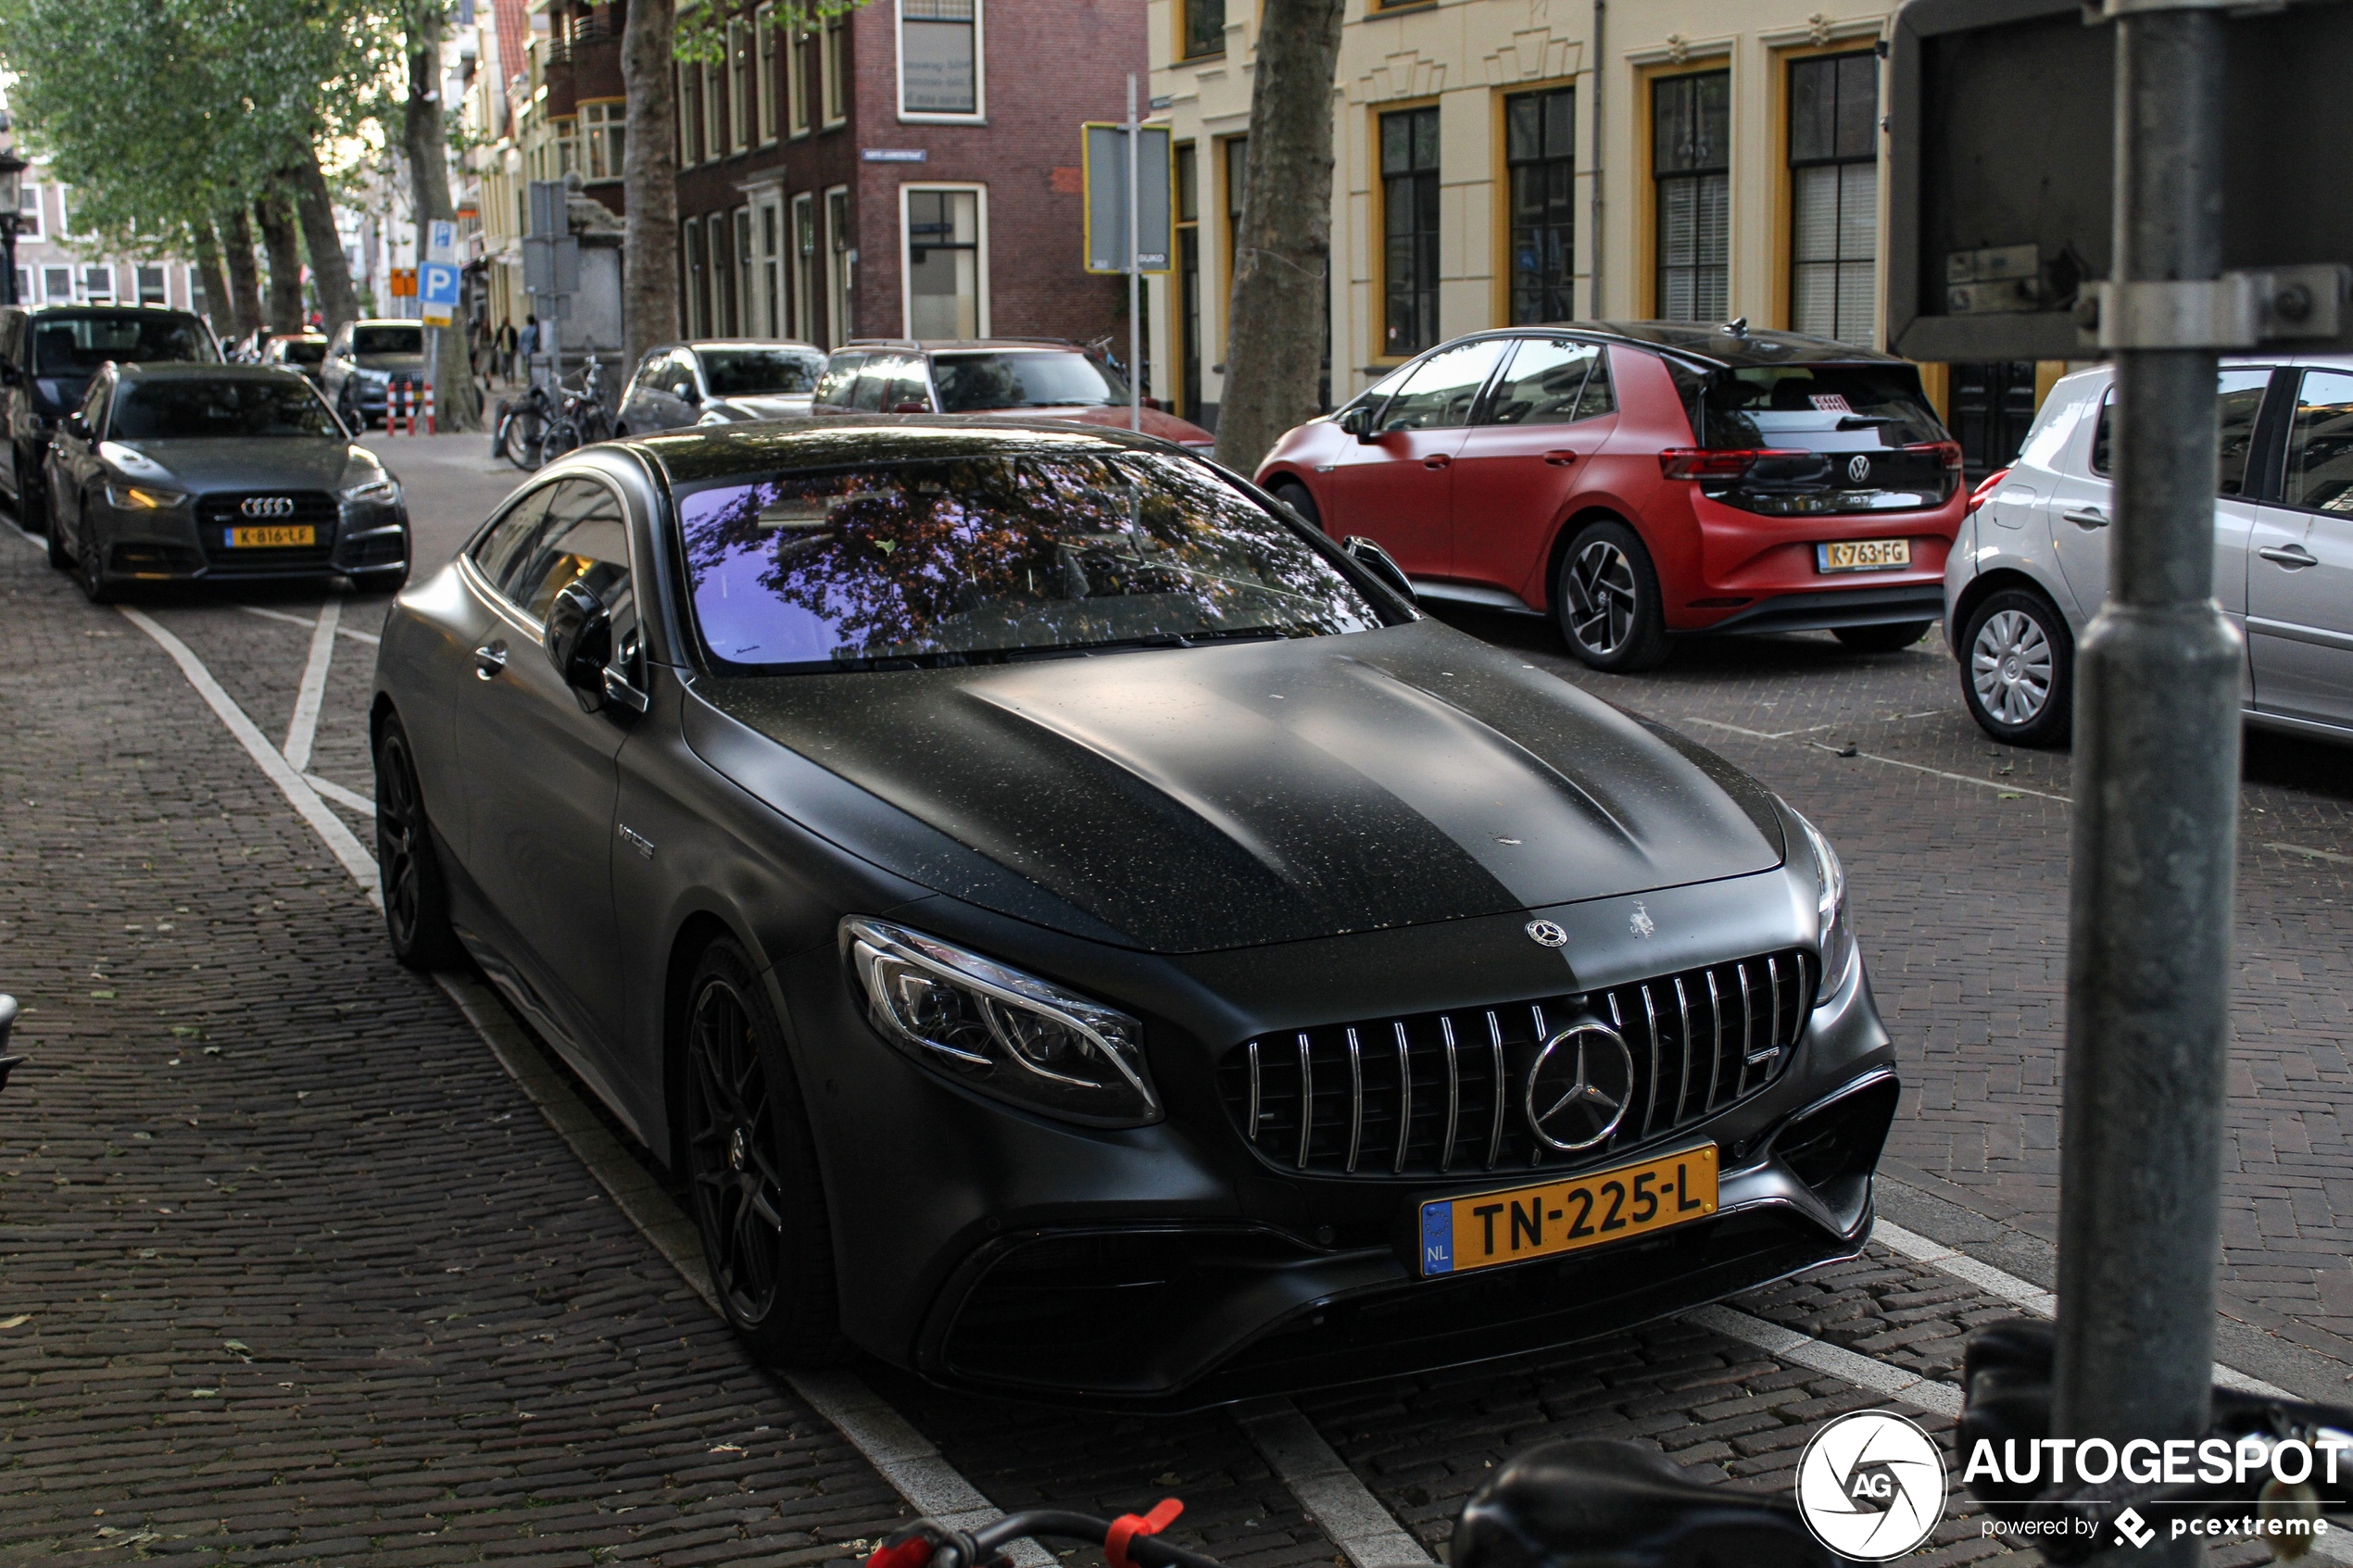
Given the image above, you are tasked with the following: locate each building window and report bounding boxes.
[1504,86,1576,325]
[900,0,980,118]
[1653,69,1729,322]
[903,186,983,338]
[823,16,848,125]
[678,63,701,164]
[136,265,168,306]
[42,266,71,304]
[1176,142,1202,419]
[583,100,625,181]
[736,207,756,335]
[684,218,707,336]
[1788,50,1878,345]
[825,185,853,343]
[556,117,580,178]
[793,192,820,341]
[710,211,735,334]
[788,25,812,135]
[16,183,41,242]
[730,19,753,153]
[703,60,724,160]
[83,265,114,302]
[759,196,783,336]
[1222,135,1248,292]
[1182,0,1224,59]
[19,268,34,306]
[1380,106,1441,358]
[756,5,779,144]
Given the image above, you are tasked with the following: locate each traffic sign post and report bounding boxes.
[1083,91,1173,432]
[522,179,574,395]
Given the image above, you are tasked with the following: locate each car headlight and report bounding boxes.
[842,918,1159,1127]
[340,475,400,505]
[1790,809,1856,1002]
[107,483,187,510]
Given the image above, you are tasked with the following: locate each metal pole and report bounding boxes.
[2054,11,2238,1563]
[1126,72,1141,433]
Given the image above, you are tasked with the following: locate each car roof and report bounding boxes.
[346,319,424,330]
[624,413,1186,484]
[1452,320,1906,369]
[12,302,204,320]
[115,361,313,382]
[839,337,1084,356]
[678,338,824,352]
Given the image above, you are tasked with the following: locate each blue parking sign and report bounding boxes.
[420,262,460,307]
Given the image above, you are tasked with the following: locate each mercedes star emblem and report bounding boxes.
[1524,1022,1636,1151]
[1525,919,1569,948]
[240,495,297,519]
[1846,454,1872,484]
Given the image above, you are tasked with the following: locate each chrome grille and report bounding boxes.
[1220,950,1813,1178]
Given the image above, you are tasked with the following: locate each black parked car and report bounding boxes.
[369,419,1897,1405]
[0,303,220,525]
[43,362,409,599]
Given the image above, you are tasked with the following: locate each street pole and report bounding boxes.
[2054,7,2239,1562]
[1126,72,1141,433]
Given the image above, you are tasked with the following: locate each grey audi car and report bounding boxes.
[43,363,409,599]
[370,419,1897,1405]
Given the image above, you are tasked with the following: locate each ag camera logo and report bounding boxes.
[1795,1410,1948,1560]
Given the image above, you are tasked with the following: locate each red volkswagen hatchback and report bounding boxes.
[1254,322,1966,671]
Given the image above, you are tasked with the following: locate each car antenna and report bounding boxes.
[1721,317,1749,336]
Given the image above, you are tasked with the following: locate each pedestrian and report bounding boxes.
[520,314,540,386]
[497,319,519,385]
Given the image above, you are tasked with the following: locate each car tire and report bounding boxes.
[12,447,45,531]
[44,501,71,570]
[1832,620,1934,654]
[352,565,410,596]
[1269,479,1323,532]
[1960,587,2074,748]
[373,714,465,970]
[681,935,844,1366]
[70,498,115,604]
[1556,519,1669,672]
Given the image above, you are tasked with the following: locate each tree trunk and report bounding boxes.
[621,0,681,369]
[290,149,359,336]
[191,222,235,343]
[405,8,484,432]
[1213,0,1347,475]
[256,185,308,334]
[220,207,267,339]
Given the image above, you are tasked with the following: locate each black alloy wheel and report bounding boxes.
[1833,620,1934,654]
[1557,519,1668,672]
[71,496,115,604]
[372,715,463,968]
[44,489,71,570]
[681,937,842,1363]
[1960,586,2075,749]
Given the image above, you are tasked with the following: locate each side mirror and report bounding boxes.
[1342,534,1416,607]
[544,581,612,710]
[1337,405,1378,443]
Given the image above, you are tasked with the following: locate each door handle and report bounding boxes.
[473,639,509,679]
[1541,450,1579,466]
[2062,506,2109,530]
[1422,454,1452,470]
[2258,543,2320,569]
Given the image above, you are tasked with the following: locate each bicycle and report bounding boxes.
[537,358,613,464]
[493,383,554,471]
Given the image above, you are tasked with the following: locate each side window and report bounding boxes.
[2282,368,2353,513]
[502,478,635,629]
[470,485,558,593]
[2092,369,2274,495]
[1482,339,1602,426]
[812,353,862,406]
[850,355,897,411]
[671,351,705,398]
[1576,348,1617,420]
[889,361,931,410]
[1377,338,1509,432]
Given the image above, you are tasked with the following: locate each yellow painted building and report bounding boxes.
[1146,0,2049,471]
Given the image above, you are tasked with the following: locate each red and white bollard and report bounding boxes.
[423,381,435,436]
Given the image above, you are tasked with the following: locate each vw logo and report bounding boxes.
[240,495,296,519]
[1846,454,1872,484]
[1524,919,1568,948]
[1523,1022,1635,1151]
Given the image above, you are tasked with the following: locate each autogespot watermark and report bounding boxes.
[1795,1412,2346,1555]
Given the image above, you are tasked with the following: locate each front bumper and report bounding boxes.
[94,496,410,583]
[781,872,1898,1409]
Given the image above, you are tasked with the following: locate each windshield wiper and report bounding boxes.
[1004,627,1293,661]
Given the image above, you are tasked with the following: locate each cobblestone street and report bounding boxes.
[2,434,2347,1565]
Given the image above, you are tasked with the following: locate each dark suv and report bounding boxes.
[0,304,220,527]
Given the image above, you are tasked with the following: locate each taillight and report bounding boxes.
[1658,447,1806,480]
[1967,465,2011,514]
[1906,439,1966,472]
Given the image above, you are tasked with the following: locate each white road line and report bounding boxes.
[2271,841,2353,867]
[303,772,375,817]
[1233,1399,1438,1568]
[242,603,382,646]
[1684,1303,1964,1420]
[1873,1221,2297,1399]
[282,600,341,773]
[117,607,383,910]
[1802,741,2075,804]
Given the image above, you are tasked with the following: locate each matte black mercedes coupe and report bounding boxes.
[370,419,1898,1405]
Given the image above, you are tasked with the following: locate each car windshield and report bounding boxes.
[676,447,1379,671]
[1692,365,1946,450]
[931,351,1128,412]
[281,341,328,366]
[354,325,423,357]
[110,378,344,441]
[703,347,824,396]
[31,313,214,376]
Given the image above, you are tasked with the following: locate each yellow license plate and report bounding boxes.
[1418,1145,1718,1277]
[1817,537,1911,573]
[225,525,315,548]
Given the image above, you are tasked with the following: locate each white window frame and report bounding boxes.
[729,19,751,154]
[895,0,985,123]
[15,182,43,242]
[735,206,755,337]
[821,15,848,128]
[709,210,732,334]
[42,265,73,304]
[676,62,694,164]
[756,191,785,338]
[135,264,168,306]
[582,99,624,182]
[791,190,818,340]
[897,182,989,339]
[82,264,115,303]
[824,183,854,345]
[702,59,723,161]
[755,4,780,145]
[787,25,812,137]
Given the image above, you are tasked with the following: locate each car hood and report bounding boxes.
[715,393,815,420]
[690,620,1785,953]
[103,438,370,493]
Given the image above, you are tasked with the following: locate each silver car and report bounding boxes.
[1944,357,2353,747]
[612,339,826,434]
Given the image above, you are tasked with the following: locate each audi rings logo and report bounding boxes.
[240,495,296,519]
[1522,1023,1635,1151]
[1795,1411,1948,1561]
[1524,919,1569,948]
[1846,454,1873,484]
